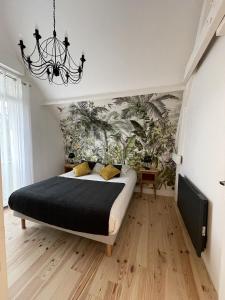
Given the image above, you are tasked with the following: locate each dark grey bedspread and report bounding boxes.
[8,176,125,235]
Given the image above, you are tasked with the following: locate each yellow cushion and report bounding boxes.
[100,164,120,180]
[73,162,90,177]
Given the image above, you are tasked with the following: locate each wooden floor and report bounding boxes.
[4,193,217,300]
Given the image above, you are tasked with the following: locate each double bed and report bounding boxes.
[9,168,137,256]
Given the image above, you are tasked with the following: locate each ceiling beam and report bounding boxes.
[216,15,225,35]
[184,0,225,81]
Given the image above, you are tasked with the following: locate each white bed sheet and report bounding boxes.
[60,169,137,235]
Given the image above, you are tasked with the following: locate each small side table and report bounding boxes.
[139,168,159,199]
[64,163,79,173]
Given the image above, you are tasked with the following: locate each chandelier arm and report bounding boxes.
[19,43,36,63]
[69,76,81,84]
[21,51,44,68]
[20,52,27,62]
[28,44,38,58]
[23,54,54,71]
[40,39,56,62]
[69,75,80,82]
[68,51,82,69]
[58,64,69,75]
[25,51,46,66]
[35,37,53,63]
[63,50,68,65]
[40,37,54,50]
[57,39,67,64]
[35,39,46,63]
[28,66,50,75]
[28,64,52,77]
[55,38,64,64]
[56,39,62,62]
[32,75,48,80]
[35,39,41,55]
[59,64,80,76]
[52,71,74,85]
[59,65,80,83]
[67,53,79,69]
[42,42,56,64]
[38,38,54,62]
[67,58,79,71]
[29,57,44,66]
[50,69,54,82]
[61,41,68,65]
[65,55,81,73]
[22,63,48,78]
[25,59,53,74]
[68,73,82,83]
[30,62,54,72]
[60,69,68,85]
[39,38,66,58]
[51,80,67,86]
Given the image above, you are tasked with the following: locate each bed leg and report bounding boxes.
[21,219,26,229]
[106,244,113,257]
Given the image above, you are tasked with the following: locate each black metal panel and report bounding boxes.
[177,174,208,257]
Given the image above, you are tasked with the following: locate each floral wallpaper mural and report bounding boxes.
[57,92,182,189]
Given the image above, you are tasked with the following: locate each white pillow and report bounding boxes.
[121,165,131,176]
[92,162,105,174]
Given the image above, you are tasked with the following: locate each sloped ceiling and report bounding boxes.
[1,0,203,102]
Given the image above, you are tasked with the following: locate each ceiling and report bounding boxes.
[1,0,203,102]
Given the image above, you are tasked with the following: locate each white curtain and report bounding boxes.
[0,71,33,206]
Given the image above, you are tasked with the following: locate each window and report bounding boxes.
[0,70,33,206]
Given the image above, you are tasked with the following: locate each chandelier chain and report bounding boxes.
[53,0,56,32]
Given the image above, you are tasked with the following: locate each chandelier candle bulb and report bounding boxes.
[18,0,86,85]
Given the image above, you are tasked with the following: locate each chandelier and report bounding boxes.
[18,0,86,85]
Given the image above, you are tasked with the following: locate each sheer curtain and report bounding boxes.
[0,70,33,206]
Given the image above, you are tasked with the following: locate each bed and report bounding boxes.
[9,168,137,256]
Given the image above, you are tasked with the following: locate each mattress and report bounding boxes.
[60,169,137,235]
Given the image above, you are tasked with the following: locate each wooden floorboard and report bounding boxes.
[4,193,217,300]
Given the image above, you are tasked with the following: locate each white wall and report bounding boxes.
[29,84,65,181]
[220,239,225,299]
[178,36,225,293]
[0,8,23,74]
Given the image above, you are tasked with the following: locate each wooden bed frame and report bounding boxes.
[15,212,117,256]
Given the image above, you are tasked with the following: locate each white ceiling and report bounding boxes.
[1,0,203,102]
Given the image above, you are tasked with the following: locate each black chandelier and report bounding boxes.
[18,0,86,85]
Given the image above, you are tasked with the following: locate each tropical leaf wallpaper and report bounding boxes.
[57,92,182,189]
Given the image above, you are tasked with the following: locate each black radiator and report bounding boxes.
[177,174,208,257]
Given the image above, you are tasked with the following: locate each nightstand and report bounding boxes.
[139,168,159,199]
[64,163,79,173]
